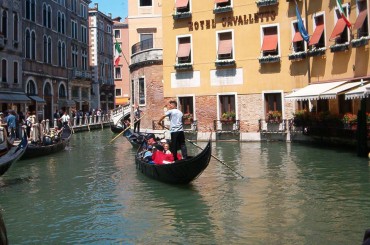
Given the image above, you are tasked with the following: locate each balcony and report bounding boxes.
[130,39,163,70]
[351,36,369,48]
[132,39,155,55]
[174,63,193,71]
[307,47,326,57]
[215,59,235,67]
[258,55,280,64]
[330,43,349,53]
[72,69,92,79]
[213,6,232,14]
[256,0,278,7]
[173,11,192,20]
[288,51,307,61]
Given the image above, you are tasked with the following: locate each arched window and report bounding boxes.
[27,80,36,95]
[31,0,36,22]
[25,0,30,20]
[47,6,52,29]
[58,41,62,66]
[43,36,47,62]
[42,3,47,26]
[25,30,31,58]
[48,37,52,64]
[59,84,66,98]
[1,60,7,83]
[31,31,36,60]
[13,13,19,41]
[44,83,52,96]
[57,12,61,33]
[61,14,65,34]
[2,10,7,38]
[62,42,66,67]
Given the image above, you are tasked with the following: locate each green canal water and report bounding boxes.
[0,130,370,244]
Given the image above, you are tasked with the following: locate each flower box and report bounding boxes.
[215,59,235,67]
[213,6,232,14]
[256,0,279,7]
[330,43,349,53]
[174,63,193,70]
[258,55,280,64]
[221,119,236,125]
[288,51,307,61]
[173,11,192,20]
[307,47,326,57]
[351,37,369,48]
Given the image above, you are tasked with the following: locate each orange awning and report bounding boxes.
[177,43,191,58]
[217,39,232,55]
[309,23,324,46]
[261,34,278,51]
[176,0,189,9]
[354,9,368,30]
[115,97,129,105]
[293,31,303,42]
[329,18,347,40]
[215,0,229,3]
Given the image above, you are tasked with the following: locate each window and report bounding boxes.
[175,0,190,14]
[107,25,111,33]
[139,78,146,105]
[43,36,48,62]
[140,0,152,7]
[57,12,61,32]
[72,45,78,68]
[131,80,135,102]
[80,4,87,19]
[47,5,52,29]
[81,49,88,70]
[179,97,194,117]
[71,20,78,39]
[44,83,52,96]
[31,0,36,22]
[25,0,30,20]
[27,80,36,95]
[13,62,18,83]
[114,29,121,38]
[115,67,121,79]
[219,94,236,119]
[217,31,233,60]
[176,36,192,64]
[115,88,122,97]
[309,14,325,48]
[43,3,47,26]
[261,25,279,57]
[291,21,306,52]
[1,59,7,82]
[354,0,368,39]
[330,5,350,44]
[59,84,66,98]
[58,41,62,66]
[31,31,36,60]
[25,30,31,58]
[264,93,282,119]
[48,37,52,64]
[71,0,77,12]
[13,13,19,42]
[61,13,65,34]
[81,25,87,43]
[2,10,7,39]
[62,42,66,67]
[215,0,231,9]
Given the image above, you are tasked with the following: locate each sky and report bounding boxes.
[90,0,128,19]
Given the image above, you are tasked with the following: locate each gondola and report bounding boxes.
[124,129,148,148]
[135,140,212,184]
[21,126,72,159]
[110,123,124,134]
[0,134,28,176]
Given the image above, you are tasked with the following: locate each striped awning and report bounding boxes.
[345,83,370,100]
[320,81,363,99]
[285,81,346,101]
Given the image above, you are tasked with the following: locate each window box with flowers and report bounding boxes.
[342,113,357,130]
[266,110,282,124]
[258,55,280,64]
[183,113,193,125]
[288,51,307,61]
[174,63,193,70]
[330,42,349,53]
[213,5,233,14]
[215,59,235,67]
[173,11,192,20]
[307,47,326,57]
[256,0,278,7]
[351,36,370,48]
[221,111,236,124]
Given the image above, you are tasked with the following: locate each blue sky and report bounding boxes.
[90,0,128,19]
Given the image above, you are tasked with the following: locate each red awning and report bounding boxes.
[215,0,229,3]
[309,23,324,46]
[176,0,189,9]
[293,30,303,42]
[177,43,191,58]
[218,39,232,55]
[329,18,347,40]
[354,9,368,30]
[261,34,278,51]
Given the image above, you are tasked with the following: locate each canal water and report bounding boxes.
[1,130,369,244]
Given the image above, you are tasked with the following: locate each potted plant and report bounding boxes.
[342,113,357,129]
[292,109,309,126]
[221,111,236,124]
[183,113,193,124]
[266,110,282,123]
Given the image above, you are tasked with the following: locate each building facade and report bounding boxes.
[127,0,164,128]
[112,17,130,106]
[88,3,115,112]
[162,0,370,140]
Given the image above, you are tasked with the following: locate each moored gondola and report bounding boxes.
[21,126,72,159]
[0,134,28,176]
[135,140,212,184]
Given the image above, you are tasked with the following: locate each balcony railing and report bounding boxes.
[351,36,369,48]
[72,69,92,79]
[330,42,349,53]
[214,120,240,132]
[131,39,154,55]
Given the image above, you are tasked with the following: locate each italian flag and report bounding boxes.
[336,0,351,28]
[114,39,122,67]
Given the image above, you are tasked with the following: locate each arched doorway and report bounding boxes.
[44,82,53,120]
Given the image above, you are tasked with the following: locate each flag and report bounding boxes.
[295,2,309,43]
[114,39,122,67]
[336,0,351,28]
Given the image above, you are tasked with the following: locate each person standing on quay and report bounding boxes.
[133,105,142,133]
[157,100,187,161]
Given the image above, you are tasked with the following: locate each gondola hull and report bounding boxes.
[124,129,145,148]
[110,124,124,134]
[135,140,212,184]
[21,127,72,159]
[0,134,28,176]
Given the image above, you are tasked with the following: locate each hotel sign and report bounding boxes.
[188,11,276,31]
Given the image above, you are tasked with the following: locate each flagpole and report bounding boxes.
[303,0,311,85]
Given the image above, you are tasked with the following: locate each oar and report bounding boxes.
[162,126,244,179]
[109,114,145,144]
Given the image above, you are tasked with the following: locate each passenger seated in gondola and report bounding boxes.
[143,145,153,161]
[152,144,174,164]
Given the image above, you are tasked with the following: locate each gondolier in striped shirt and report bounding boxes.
[158,100,188,161]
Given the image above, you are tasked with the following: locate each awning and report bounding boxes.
[292,30,303,42]
[177,43,191,58]
[309,23,324,46]
[116,97,129,105]
[320,81,363,99]
[218,39,232,55]
[261,34,278,51]
[329,18,347,40]
[345,84,370,100]
[285,81,346,101]
[29,95,46,104]
[215,0,229,3]
[353,9,368,30]
[0,92,31,103]
[175,0,189,9]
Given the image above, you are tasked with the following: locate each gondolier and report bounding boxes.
[133,105,143,133]
[158,100,187,161]
[60,111,70,128]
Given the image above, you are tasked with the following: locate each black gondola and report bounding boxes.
[0,134,28,176]
[21,126,72,159]
[124,129,147,148]
[110,123,124,134]
[135,140,212,184]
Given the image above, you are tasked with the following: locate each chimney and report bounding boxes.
[108,13,112,18]
[94,3,98,9]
